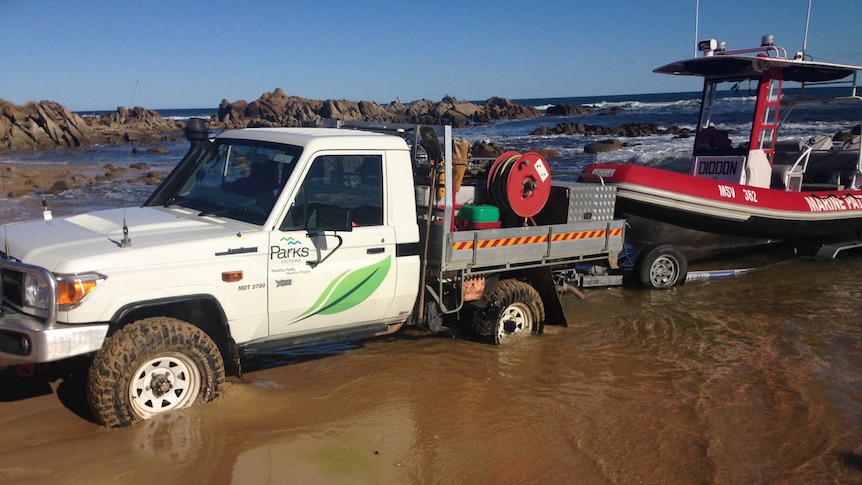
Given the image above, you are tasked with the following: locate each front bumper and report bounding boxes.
[1,257,107,364]
[0,307,109,364]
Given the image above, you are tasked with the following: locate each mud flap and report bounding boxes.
[510,267,568,327]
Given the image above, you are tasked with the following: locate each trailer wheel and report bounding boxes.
[87,317,225,428]
[474,279,545,344]
[636,243,687,289]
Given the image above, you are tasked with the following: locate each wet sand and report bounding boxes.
[1,255,862,484]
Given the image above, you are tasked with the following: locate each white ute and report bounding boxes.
[0,119,625,426]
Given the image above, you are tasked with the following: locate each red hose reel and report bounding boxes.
[486,151,552,218]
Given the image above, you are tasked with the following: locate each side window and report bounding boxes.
[282,154,383,230]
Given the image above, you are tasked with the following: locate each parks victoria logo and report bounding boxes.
[271,236,309,259]
[269,236,393,322]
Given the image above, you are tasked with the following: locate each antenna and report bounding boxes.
[1,171,8,258]
[802,0,812,58]
[694,0,700,57]
[32,142,53,222]
[132,79,139,107]
[41,191,52,221]
[121,202,132,247]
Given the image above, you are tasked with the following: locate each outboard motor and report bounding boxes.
[144,118,212,206]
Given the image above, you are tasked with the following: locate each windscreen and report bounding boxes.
[166,139,302,225]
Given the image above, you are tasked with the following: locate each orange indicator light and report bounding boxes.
[222,271,243,282]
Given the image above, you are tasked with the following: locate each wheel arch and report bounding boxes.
[469,268,565,327]
[109,295,241,377]
[499,267,567,327]
[470,276,547,343]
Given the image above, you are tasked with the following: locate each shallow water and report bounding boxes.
[1,256,859,483]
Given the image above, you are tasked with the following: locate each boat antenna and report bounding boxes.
[694,0,700,57]
[801,0,812,59]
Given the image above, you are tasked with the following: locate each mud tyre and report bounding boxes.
[87,317,225,428]
[635,243,687,289]
[473,279,545,344]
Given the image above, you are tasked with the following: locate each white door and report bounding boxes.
[267,153,396,336]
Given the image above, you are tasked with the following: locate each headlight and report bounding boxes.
[23,272,105,310]
[56,274,106,308]
[23,272,50,309]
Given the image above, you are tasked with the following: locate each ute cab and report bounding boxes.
[144,125,421,344]
[0,123,420,369]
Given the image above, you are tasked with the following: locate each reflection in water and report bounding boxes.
[132,412,204,463]
[123,411,231,483]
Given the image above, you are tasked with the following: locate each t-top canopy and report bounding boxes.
[654,55,862,83]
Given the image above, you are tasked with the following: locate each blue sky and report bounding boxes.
[1,0,860,111]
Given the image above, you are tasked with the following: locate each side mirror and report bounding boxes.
[308,205,353,232]
[305,205,351,268]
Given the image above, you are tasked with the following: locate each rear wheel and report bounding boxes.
[87,317,225,428]
[473,279,545,344]
[635,243,687,289]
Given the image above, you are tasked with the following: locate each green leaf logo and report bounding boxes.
[293,255,391,322]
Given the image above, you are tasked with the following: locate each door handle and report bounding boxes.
[367,247,385,254]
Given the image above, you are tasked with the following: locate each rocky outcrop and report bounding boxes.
[532,121,690,154]
[531,148,563,159]
[469,140,507,158]
[1,100,95,150]
[463,141,561,161]
[5,92,709,159]
[1,99,184,150]
[531,121,685,138]
[545,104,592,116]
[472,97,541,123]
[584,139,624,153]
[3,91,546,152]
[216,90,541,129]
[83,106,184,144]
[544,103,625,117]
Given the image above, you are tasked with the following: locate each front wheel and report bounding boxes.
[473,279,545,344]
[635,243,687,289]
[87,317,225,428]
